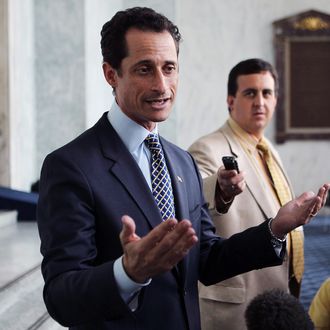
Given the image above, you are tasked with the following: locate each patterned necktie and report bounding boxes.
[145,133,175,221]
[257,138,304,283]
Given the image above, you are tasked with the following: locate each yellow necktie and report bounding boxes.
[257,138,304,283]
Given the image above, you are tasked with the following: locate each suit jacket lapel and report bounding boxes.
[95,115,188,285]
[161,138,189,287]
[221,123,279,218]
[94,114,162,229]
[161,141,189,222]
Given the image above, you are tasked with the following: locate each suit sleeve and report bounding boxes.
[187,154,285,286]
[37,152,133,326]
[188,137,232,213]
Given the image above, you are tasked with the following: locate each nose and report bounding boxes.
[254,91,265,107]
[151,69,167,94]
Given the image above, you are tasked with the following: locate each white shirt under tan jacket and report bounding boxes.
[188,119,303,330]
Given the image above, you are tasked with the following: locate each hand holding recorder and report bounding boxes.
[217,156,245,202]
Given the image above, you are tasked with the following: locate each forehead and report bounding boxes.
[237,71,275,90]
[124,28,177,63]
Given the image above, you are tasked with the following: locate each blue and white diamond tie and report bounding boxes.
[145,133,175,221]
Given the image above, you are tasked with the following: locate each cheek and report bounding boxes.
[238,104,251,120]
[169,76,178,89]
[266,102,276,116]
[231,109,244,123]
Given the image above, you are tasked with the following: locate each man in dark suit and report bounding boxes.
[37,7,329,330]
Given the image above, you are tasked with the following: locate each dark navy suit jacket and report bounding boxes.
[37,112,283,329]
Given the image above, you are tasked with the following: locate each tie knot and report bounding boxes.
[257,138,270,157]
[145,133,161,152]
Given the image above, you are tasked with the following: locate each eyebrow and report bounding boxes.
[133,59,177,68]
[242,88,273,93]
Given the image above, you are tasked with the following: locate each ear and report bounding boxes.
[227,95,235,111]
[102,62,118,88]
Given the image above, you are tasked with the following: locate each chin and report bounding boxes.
[153,114,170,123]
[152,109,172,123]
[254,120,267,129]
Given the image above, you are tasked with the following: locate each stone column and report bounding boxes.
[0,0,10,186]
[35,0,85,172]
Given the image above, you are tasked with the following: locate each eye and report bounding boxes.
[244,90,256,98]
[263,90,273,98]
[163,64,177,75]
[136,66,152,75]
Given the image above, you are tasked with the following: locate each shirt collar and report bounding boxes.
[107,102,158,153]
[227,116,260,151]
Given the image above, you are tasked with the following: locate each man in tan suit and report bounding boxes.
[189,58,304,330]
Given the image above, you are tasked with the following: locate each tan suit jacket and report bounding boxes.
[189,121,296,330]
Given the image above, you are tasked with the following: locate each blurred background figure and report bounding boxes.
[309,277,330,330]
[245,289,314,330]
[189,58,304,329]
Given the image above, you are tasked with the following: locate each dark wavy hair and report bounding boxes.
[100,7,181,71]
[245,289,314,330]
[227,58,279,97]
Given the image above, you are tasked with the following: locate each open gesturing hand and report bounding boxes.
[120,215,198,283]
[271,183,330,238]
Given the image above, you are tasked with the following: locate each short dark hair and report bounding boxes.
[100,7,181,71]
[227,58,279,97]
[245,289,314,330]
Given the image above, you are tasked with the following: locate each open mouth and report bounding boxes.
[146,97,171,106]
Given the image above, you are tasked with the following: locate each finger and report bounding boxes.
[219,169,244,184]
[218,174,240,196]
[223,184,236,195]
[295,191,316,205]
[140,220,197,276]
[152,220,198,266]
[320,184,330,206]
[236,177,246,192]
[219,167,238,179]
[234,171,245,183]
[223,181,244,197]
[308,197,322,222]
[153,220,197,255]
[291,192,317,223]
[310,185,329,215]
[138,218,178,252]
[168,226,198,263]
[120,215,140,245]
[316,186,326,208]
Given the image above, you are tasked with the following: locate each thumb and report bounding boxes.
[296,191,316,205]
[120,215,140,246]
[295,191,318,222]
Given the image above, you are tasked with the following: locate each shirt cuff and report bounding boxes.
[114,256,152,296]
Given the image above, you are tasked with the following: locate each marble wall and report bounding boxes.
[34,0,85,175]
[177,0,330,194]
[35,0,177,180]
[4,0,330,195]
[8,0,35,190]
[0,0,10,186]
[84,0,120,129]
